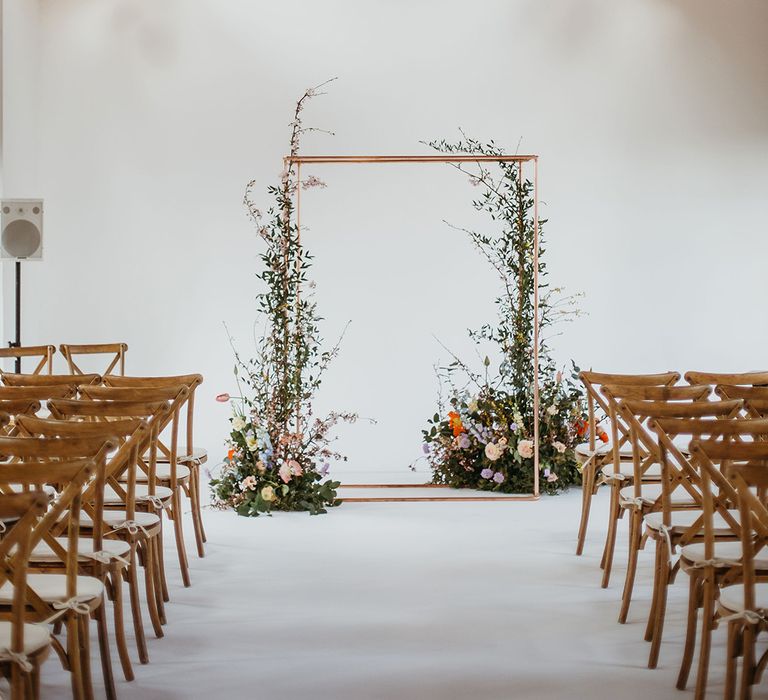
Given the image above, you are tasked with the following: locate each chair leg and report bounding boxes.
[150,538,167,625]
[576,457,595,556]
[187,472,205,558]
[94,602,117,700]
[618,509,641,623]
[142,537,164,639]
[110,565,134,681]
[740,625,755,700]
[645,538,662,642]
[157,514,170,603]
[79,613,95,700]
[677,573,701,689]
[127,546,149,664]
[725,621,738,700]
[171,489,191,587]
[67,612,85,700]
[193,465,207,544]
[601,486,621,588]
[648,539,670,668]
[693,572,715,700]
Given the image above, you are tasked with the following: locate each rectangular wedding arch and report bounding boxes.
[286,153,542,501]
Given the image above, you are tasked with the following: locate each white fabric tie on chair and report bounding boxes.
[39,595,93,625]
[143,495,167,510]
[107,520,150,538]
[690,557,739,569]
[0,649,33,673]
[657,523,676,561]
[82,550,130,567]
[718,609,767,626]
[602,472,628,483]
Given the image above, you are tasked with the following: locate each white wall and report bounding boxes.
[3,0,768,481]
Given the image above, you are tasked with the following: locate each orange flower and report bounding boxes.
[575,419,587,437]
[599,430,609,443]
[227,448,235,461]
[448,411,465,437]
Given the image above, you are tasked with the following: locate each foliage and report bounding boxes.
[421,134,586,494]
[210,80,356,516]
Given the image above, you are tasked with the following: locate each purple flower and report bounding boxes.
[458,433,471,449]
[480,468,494,480]
[422,443,431,455]
[543,468,550,477]
[319,462,330,476]
[509,423,517,432]
[493,472,505,484]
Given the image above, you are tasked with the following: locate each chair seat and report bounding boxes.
[104,484,173,504]
[81,510,160,531]
[0,620,51,655]
[681,541,768,569]
[156,446,207,464]
[29,537,130,564]
[620,483,698,506]
[603,462,662,480]
[0,574,103,606]
[719,583,768,615]
[575,442,632,459]
[645,509,740,537]
[123,463,190,483]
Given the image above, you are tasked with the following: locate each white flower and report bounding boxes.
[517,440,534,459]
[245,435,258,452]
[232,416,247,432]
[546,405,558,416]
[485,442,503,461]
[261,486,276,502]
[553,441,567,454]
[467,398,479,413]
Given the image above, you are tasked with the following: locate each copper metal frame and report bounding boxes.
[285,153,540,502]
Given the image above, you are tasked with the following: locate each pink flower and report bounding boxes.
[278,463,292,483]
[517,440,534,459]
[216,393,231,403]
[240,475,257,491]
[288,459,303,477]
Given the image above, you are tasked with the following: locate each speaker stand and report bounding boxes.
[7,261,21,373]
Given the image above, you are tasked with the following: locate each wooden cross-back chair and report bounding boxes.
[77,384,198,580]
[717,385,768,420]
[104,374,207,557]
[0,346,55,376]
[0,455,101,700]
[1,373,101,392]
[60,343,127,377]
[15,415,158,679]
[0,435,121,700]
[653,419,768,698]
[49,393,188,604]
[0,491,50,700]
[595,384,712,592]
[0,401,40,445]
[605,397,739,635]
[697,441,768,700]
[626,402,750,670]
[575,370,680,556]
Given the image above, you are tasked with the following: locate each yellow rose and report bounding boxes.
[261,486,276,502]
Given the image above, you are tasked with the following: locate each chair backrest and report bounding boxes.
[0,400,41,436]
[0,385,74,403]
[599,384,711,478]
[104,374,204,459]
[0,491,48,691]
[60,343,127,377]
[579,371,679,452]
[78,384,190,483]
[716,385,768,420]
[15,414,149,518]
[0,345,55,375]
[685,370,768,388]
[1,372,101,390]
[48,398,169,493]
[695,440,768,614]
[0,458,97,620]
[616,398,742,511]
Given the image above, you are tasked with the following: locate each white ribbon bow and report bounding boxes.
[82,550,130,567]
[0,649,33,673]
[718,609,767,626]
[107,520,150,537]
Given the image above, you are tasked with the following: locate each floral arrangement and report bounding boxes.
[210,80,356,516]
[421,133,586,495]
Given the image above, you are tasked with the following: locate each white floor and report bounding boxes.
[38,488,767,699]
